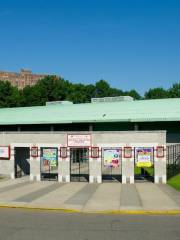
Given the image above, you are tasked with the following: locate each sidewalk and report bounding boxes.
[0,178,179,214]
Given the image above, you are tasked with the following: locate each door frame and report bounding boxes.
[12,143,31,179]
[101,147,122,182]
[40,146,59,181]
[134,146,155,182]
[70,147,89,182]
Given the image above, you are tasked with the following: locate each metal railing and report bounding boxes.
[166,144,180,178]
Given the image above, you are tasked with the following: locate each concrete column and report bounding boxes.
[122,154,134,184]
[50,125,54,131]
[58,158,62,182]
[0,146,14,179]
[30,155,40,181]
[89,147,102,183]
[10,147,15,179]
[154,145,166,184]
[89,124,93,132]
[58,160,70,182]
[30,145,40,181]
[134,123,139,131]
[58,149,70,182]
[89,157,102,183]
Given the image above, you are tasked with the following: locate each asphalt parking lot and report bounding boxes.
[0,208,179,240]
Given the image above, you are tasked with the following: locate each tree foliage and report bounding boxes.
[0,76,179,108]
[20,77,142,106]
[144,87,169,99]
[168,83,180,98]
[0,81,21,107]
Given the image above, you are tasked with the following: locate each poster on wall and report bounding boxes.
[60,147,67,158]
[124,147,132,158]
[91,147,99,158]
[31,146,38,158]
[156,146,164,158]
[41,148,58,172]
[0,146,10,160]
[135,147,153,167]
[103,148,120,168]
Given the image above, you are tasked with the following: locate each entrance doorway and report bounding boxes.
[14,147,30,178]
[40,147,58,181]
[134,147,154,182]
[102,148,122,182]
[70,148,89,182]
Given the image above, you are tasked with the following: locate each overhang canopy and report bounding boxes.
[0,98,180,125]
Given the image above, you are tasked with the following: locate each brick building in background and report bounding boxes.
[0,69,56,89]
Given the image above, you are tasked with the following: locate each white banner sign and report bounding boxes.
[68,134,91,147]
[0,146,10,159]
[135,147,153,167]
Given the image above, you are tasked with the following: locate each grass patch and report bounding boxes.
[167,174,180,191]
[134,166,154,176]
[134,166,141,175]
[144,167,154,176]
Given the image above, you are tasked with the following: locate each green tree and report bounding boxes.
[95,80,111,97]
[0,81,21,107]
[168,83,180,98]
[124,90,141,100]
[67,83,89,103]
[84,84,96,102]
[21,76,70,106]
[144,87,168,99]
[0,76,144,107]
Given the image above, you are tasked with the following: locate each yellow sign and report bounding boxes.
[136,162,152,167]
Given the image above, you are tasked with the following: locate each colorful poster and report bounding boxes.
[103,148,120,168]
[41,148,58,172]
[135,147,153,167]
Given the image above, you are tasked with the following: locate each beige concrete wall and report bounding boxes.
[0,131,166,183]
[92,131,165,144]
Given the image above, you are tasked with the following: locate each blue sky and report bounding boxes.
[0,0,180,94]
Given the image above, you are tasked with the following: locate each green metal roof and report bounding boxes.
[0,98,180,125]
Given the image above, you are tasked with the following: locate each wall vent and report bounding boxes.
[91,96,134,103]
[46,101,73,106]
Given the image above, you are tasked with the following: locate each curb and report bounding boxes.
[0,204,80,213]
[88,209,180,215]
[0,204,180,215]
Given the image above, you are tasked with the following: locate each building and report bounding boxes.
[0,69,55,89]
[0,96,179,184]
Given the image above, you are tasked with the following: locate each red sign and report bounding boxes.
[60,147,67,158]
[124,147,132,158]
[156,146,164,158]
[31,146,38,157]
[91,147,99,158]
